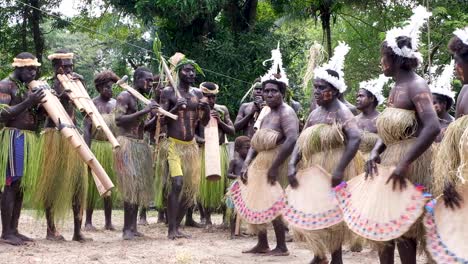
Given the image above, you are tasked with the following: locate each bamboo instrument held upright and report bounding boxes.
[56,74,120,149]
[116,76,178,120]
[204,116,221,181]
[28,80,114,196]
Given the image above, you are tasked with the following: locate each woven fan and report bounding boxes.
[424,184,468,263]
[283,165,342,230]
[229,167,285,225]
[334,165,429,241]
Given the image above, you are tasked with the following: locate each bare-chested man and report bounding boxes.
[234,79,263,138]
[0,53,45,245]
[114,67,158,240]
[34,50,90,242]
[366,34,440,264]
[197,81,235,227]
[156,58,210,239]
[83,70,120,231]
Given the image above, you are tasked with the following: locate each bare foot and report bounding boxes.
[133,230,144,237]
[16,232,34,242]
[168,230,177,240]
[72,232,92,242]
[46,232,65,241]
[175,230,191,239]
[185,220,204,228]
[104,224,116,231]
[1,234,25,246]
[242,244,270,254]
[157,217,165,224]
[138,218,149,226]
[123,230,135,240]
[350,243,363,252]
[310,256,328,264]
[83,223,97,232]
[265,247,290,256]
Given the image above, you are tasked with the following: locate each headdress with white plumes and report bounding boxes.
[303,42,325,94]
[313,41,350,93]
[261,42,289,86]
[454,27,468,46]
[359,74,390,105]
[384,5,431,65]
[429,60,456,103]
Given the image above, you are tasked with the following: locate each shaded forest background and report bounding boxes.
[1,0,467,119]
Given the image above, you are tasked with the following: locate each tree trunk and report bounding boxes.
[21,5,29,51]
[30,0,44,67]
[321,11,332,57]
[242,0,258,31]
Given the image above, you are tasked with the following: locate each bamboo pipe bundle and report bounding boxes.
[28,80,115,196]
[67,74,120,149]
[116,76,178,120]
[57,74,120,149]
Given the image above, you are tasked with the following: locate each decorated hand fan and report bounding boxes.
[229,168,285,225]
[334,165,429,241]
[425,184,468,263]
[283,165,342,230]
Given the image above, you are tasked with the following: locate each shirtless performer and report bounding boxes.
[83,71,119,231]
[234,78,264,138]
[197,81,235,227]
[0,53,44,245]
[366,7,440,263]
[355,75,388,158]
[429,61,456,142]
[155,58,210,239]
[34,49,90,242]
[114,67,158,240]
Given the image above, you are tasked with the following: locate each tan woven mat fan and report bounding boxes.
[283,165,342,230]
[424,184,468,263]
[229,167,285,224]
[334,165,429,241]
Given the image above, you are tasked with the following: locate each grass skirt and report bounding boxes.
[154,138,200,208]
[32,129,87,220]
[0,128,43,203]
[114,136,153,205]
[292,124,364,257]
[432,115,468,196]
[359,131,379,159]
[87,139,119,209]
[199,144,229,210]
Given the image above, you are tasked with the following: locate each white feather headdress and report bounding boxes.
[261,42,289,86]
[384,5,431,65]
[430,60,456,103]
[454,27,468,46]
[313,41,350,93]
[359,74,390,105]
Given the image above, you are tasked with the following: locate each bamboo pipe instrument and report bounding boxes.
[116,76,178,120]
[28,81,114,196]
[57,74,120,149]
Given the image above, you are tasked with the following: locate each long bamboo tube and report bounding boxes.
[116,76,178,120]
[28,80,114,196]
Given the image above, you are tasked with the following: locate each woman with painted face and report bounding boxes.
[286,42,363,264]
[355,74,389,159]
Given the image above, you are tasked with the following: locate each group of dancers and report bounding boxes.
[0,4,467,264]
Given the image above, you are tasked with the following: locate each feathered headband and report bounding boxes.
[359,74,390,105]
[384,5,431,64]
[260,43,289,86]
[454,27,468,46]
[430,60,456,103]
[313,41,350,93]
[11,57,41,68]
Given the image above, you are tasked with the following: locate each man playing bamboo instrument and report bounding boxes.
[234,78,264,138]
[366,10,440,262]
[197,81,235,227]
[114,67,158,240]
[155,58,210,239]
[0,53,45,245]
[33,49,90,242]
[83,70,120,231]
